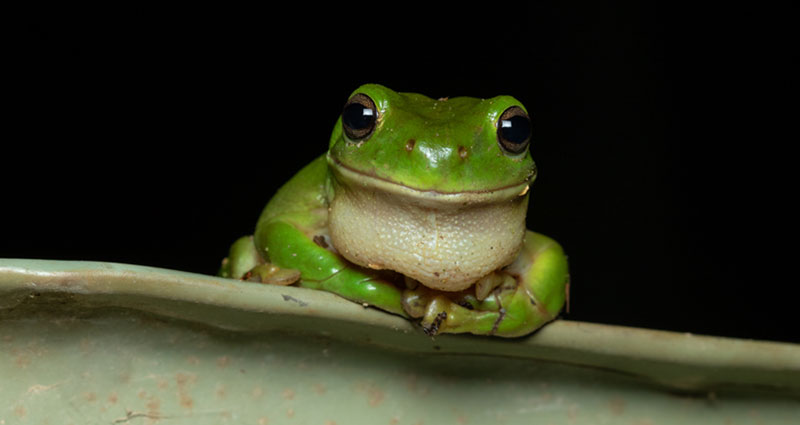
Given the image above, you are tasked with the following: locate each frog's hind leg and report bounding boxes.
[218,235,301,286]
[219,236,261,278]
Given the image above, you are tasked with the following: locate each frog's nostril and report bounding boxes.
[405,139,416,152]
[458,146,468,159]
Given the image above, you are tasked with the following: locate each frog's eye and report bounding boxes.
[342,93,378,141]
[497,106,531,155]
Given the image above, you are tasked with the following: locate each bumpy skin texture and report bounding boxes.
[219,84,569,337]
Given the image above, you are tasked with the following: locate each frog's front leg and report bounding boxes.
[251,220,409,317]
[408,231,568,337]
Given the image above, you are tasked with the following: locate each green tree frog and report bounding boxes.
[220,84,569,337]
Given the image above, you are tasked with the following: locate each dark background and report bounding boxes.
[7,5,796,343]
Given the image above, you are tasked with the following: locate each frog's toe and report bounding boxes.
[419,295,501,336]
[422,311,449,336]
[245,264,301,286]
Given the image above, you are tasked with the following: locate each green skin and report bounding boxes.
[220,84,568,337]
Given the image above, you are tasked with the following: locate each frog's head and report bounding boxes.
[326,84,537,292]
[327,83,536,195]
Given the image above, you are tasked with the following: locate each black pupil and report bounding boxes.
[500,115,531,145]
[343,102,375,130]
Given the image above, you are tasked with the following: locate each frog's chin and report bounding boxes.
[327,155,531,206]
[327,154,530,292]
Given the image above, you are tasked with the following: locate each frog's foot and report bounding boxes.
[407,274,550,338]
[405,273,526,337]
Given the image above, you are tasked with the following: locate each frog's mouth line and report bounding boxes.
[327,154,532,205]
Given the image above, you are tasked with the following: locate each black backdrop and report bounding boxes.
[7,4,796,343]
